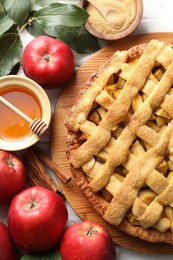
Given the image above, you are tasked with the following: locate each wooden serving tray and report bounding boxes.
[51,33,173,255]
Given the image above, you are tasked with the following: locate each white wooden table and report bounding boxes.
[1,0,173,259]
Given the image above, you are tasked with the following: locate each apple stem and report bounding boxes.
[28,199,37,209]
[6,157,14,168]
[43,54,51,61]
[85,226,97,236]
[18,17,34,34]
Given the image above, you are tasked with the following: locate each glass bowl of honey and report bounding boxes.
[0,75,51,151]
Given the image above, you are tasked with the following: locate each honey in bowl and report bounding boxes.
[0,86,42,141]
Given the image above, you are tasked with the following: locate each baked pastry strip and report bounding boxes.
[89,56,173,192]
[103,118,173,226]
[65,50,128,133]
[70,40,165,169]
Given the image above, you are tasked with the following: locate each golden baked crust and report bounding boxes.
[65,40,173,244]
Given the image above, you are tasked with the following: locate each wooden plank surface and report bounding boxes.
[51,33,173,254]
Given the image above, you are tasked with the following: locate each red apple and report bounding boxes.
[0,221,18,260]
[0,150,26,204]
[59,220,116,260]
[22,35,74,88]
[7,186,68,253]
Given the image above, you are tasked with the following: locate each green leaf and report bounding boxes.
[3,0,31,26]
[6,24,18,34]
[0,11,14,36]
[0,33,23,76]
[33,0,59,7]
[27,19,46,38]
[0,1,5,12]
[9,62,20,75]
[33,3,88,27]
[45,25,100,54]
[21,249,62,260]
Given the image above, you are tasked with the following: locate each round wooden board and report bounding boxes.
[51,33,173,255]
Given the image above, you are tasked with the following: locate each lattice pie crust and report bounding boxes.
[65,40,173,244]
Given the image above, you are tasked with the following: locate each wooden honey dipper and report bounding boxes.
[0,95,48,137]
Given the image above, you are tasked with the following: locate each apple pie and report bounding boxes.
[65,39,173,245]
